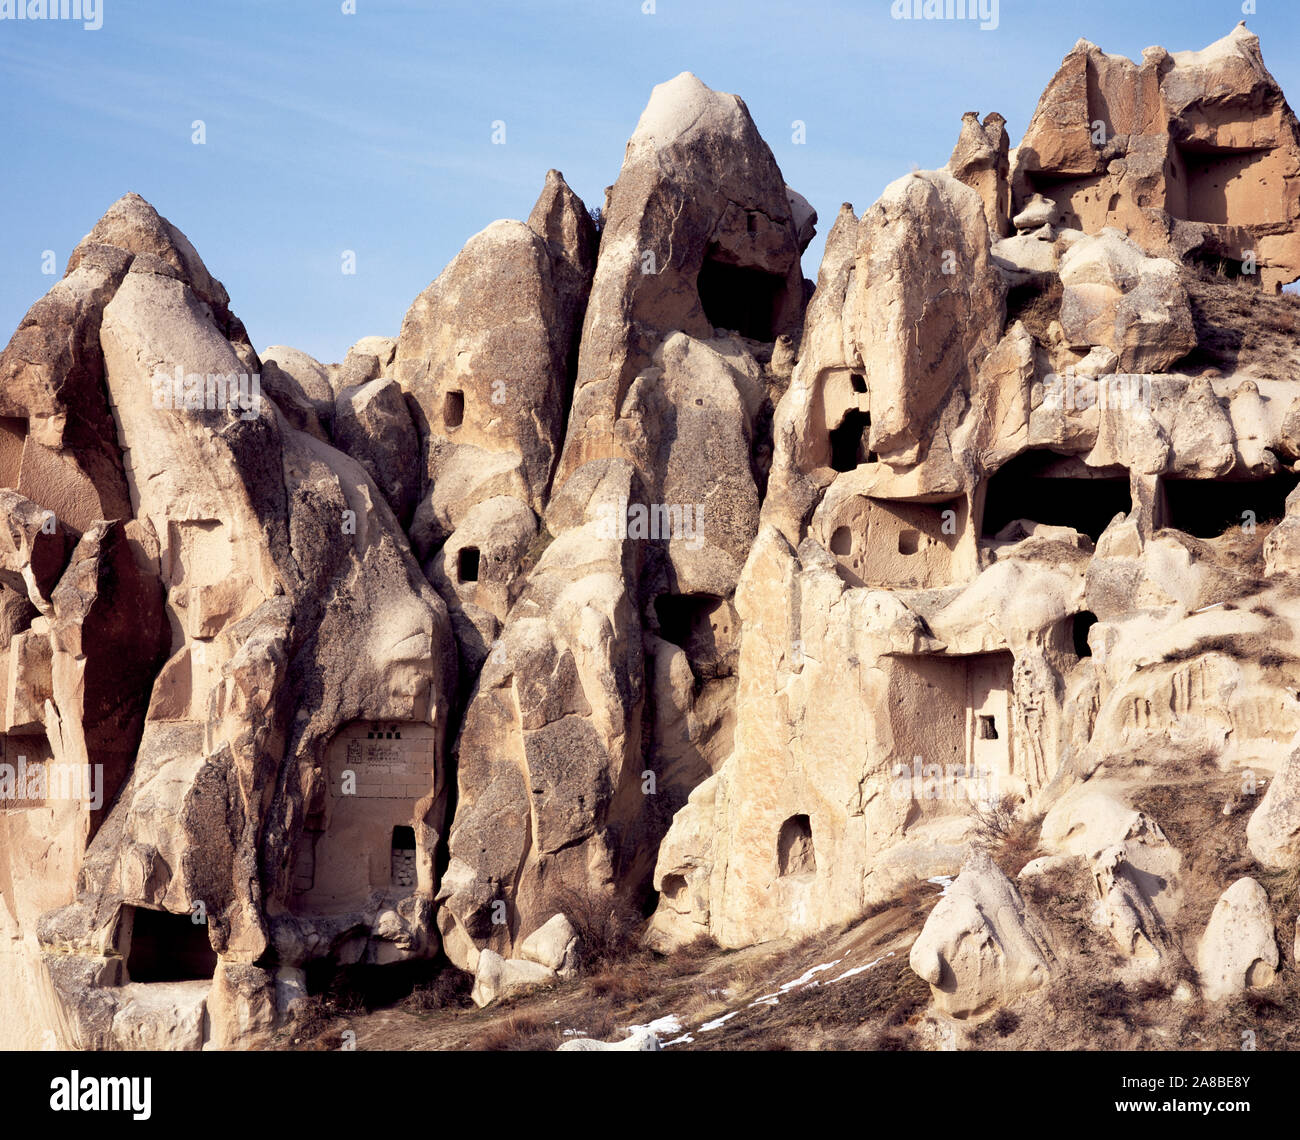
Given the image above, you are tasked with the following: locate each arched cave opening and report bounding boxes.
[696,255,785,341]
[981,451,1131,543]
[1161,470,1300,539]
[777,814,816,878]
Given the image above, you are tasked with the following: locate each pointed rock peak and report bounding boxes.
[1170,21,1263,69]
[67,192,228,314]
[630,71,750,151]
[527,169,597,282]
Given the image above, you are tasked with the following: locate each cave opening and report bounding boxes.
[982,451,1131,542]
[443,390,465,430]
[1072,611,1098,658]
[1162,470,1300,539]
[696,255,785,341]
[124,906,218,984]
[829,409,875,473]
[457,546,480,583]
[654,592,723,654]
[777,814,816,878]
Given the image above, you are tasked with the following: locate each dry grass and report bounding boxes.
[1006,277,1063,342]
[968,793,1044,877]
[1180,268,1300,380]
[476,1012,567,1052]
[546,886,648,973]
[403,967,475,1013]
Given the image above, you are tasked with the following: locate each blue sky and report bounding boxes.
[1,0,1295,363]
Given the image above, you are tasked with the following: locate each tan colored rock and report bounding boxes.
[1197,877,1279,1002]
[553,72,804,489]
[1246,742,1300,871]
[909,848,1054,1018]
[1058,229,1195,373]
[518,913,580,978]
[470,949,556,1007]
[1011,24,1300,291]
[854,170,1004,466]
[1090,844,1167,961]
[947,111,1011,238]
[333,377,420,526]
[395,171,595,553]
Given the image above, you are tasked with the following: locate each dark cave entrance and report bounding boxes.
[443,390,464,430]
[1072,611,1098,658]
[654,592,723,654]
[124,906,218,984]
[981,451,1131,542]
[696,256,785,341]
[1161,470,1300,539]
[829,409,875,472]
[457,546,480,583]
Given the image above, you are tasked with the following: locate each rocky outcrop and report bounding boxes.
[5,24,1300,1052]
[0,193,456,1050]
[1011,23,1300,291]
[909,849,1055,1019]
[1246,743,1300,871]
[394,171,596,556]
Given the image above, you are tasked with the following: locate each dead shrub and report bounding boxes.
[549,886,646,972]
[476,1012,565,1052]
[404,967,474,1012]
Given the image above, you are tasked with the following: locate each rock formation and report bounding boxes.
[3,24,1300,1050]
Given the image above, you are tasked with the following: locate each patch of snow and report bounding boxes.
[700,1010,742,1032]
[749,993,780,1007]
[778,959,843,993]
[561,1029,588,1037]
[664,1034,694,1047]
[829,951,895,983]
[928,876,954,896]
[625,1013,682,1038]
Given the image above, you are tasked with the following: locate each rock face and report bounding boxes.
[5,26,1300,1050]
[1011,23,1300,291]
[394,171,595,556]
[435,71,809,971]
[1057,229,1196,373]
[0,193,456,1050]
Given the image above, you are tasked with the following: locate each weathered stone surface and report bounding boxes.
[5,29,1300,1052]
[1058,229,1196,373]
[1246,743,1300,871]
[1011,23,1300,290]
[1197,877,1279,1002]
[518,912,580,977]
[909,849,1054,1019]
[470,949,556,1007]
[395,171,595,553]
[333,377,420,526]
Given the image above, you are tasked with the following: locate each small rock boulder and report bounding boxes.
[909,848,1054,1018]
[518,913,580,979]
[1197,877,1279,1002]
[470,950,557,1008]
[1246,745,1300,872]
[1058,229,1195,374]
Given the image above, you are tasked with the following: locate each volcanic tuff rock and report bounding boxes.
[3,26,1300,1049]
